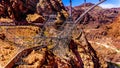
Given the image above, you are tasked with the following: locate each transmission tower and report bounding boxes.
[70,0,72,17]
[4,0,107,68]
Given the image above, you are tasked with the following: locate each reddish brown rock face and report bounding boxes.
[1,1,120,68]
[0,0,68,25]
[36,0,66,14]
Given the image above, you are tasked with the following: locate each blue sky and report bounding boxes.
[62,0,120,8]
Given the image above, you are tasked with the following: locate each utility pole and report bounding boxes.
[84,0,86,9]
[83,0,86,24]
[70,0,72,17]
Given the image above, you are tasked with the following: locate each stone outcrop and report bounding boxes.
[36,0,68,25]
[0,0,68,25]
[26,13,45,23]
[1,1,120,68]
[36,0,65,14]
[0,0,38,21]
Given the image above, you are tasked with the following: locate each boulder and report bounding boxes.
[26,13,45,23]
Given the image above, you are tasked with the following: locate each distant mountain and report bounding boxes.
[74,3,102,10]
[65,3,120,25]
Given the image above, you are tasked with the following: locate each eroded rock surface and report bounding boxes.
[0,0,68,25]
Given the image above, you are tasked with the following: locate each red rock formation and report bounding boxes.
[36,0,66,15]
[66,3,119,25]
[0,0,68,25]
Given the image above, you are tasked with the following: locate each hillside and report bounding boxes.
[107,14,120,38]
[0,1,120,68]
[66,3,119,26]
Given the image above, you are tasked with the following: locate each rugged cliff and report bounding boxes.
[0,0,68,24]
